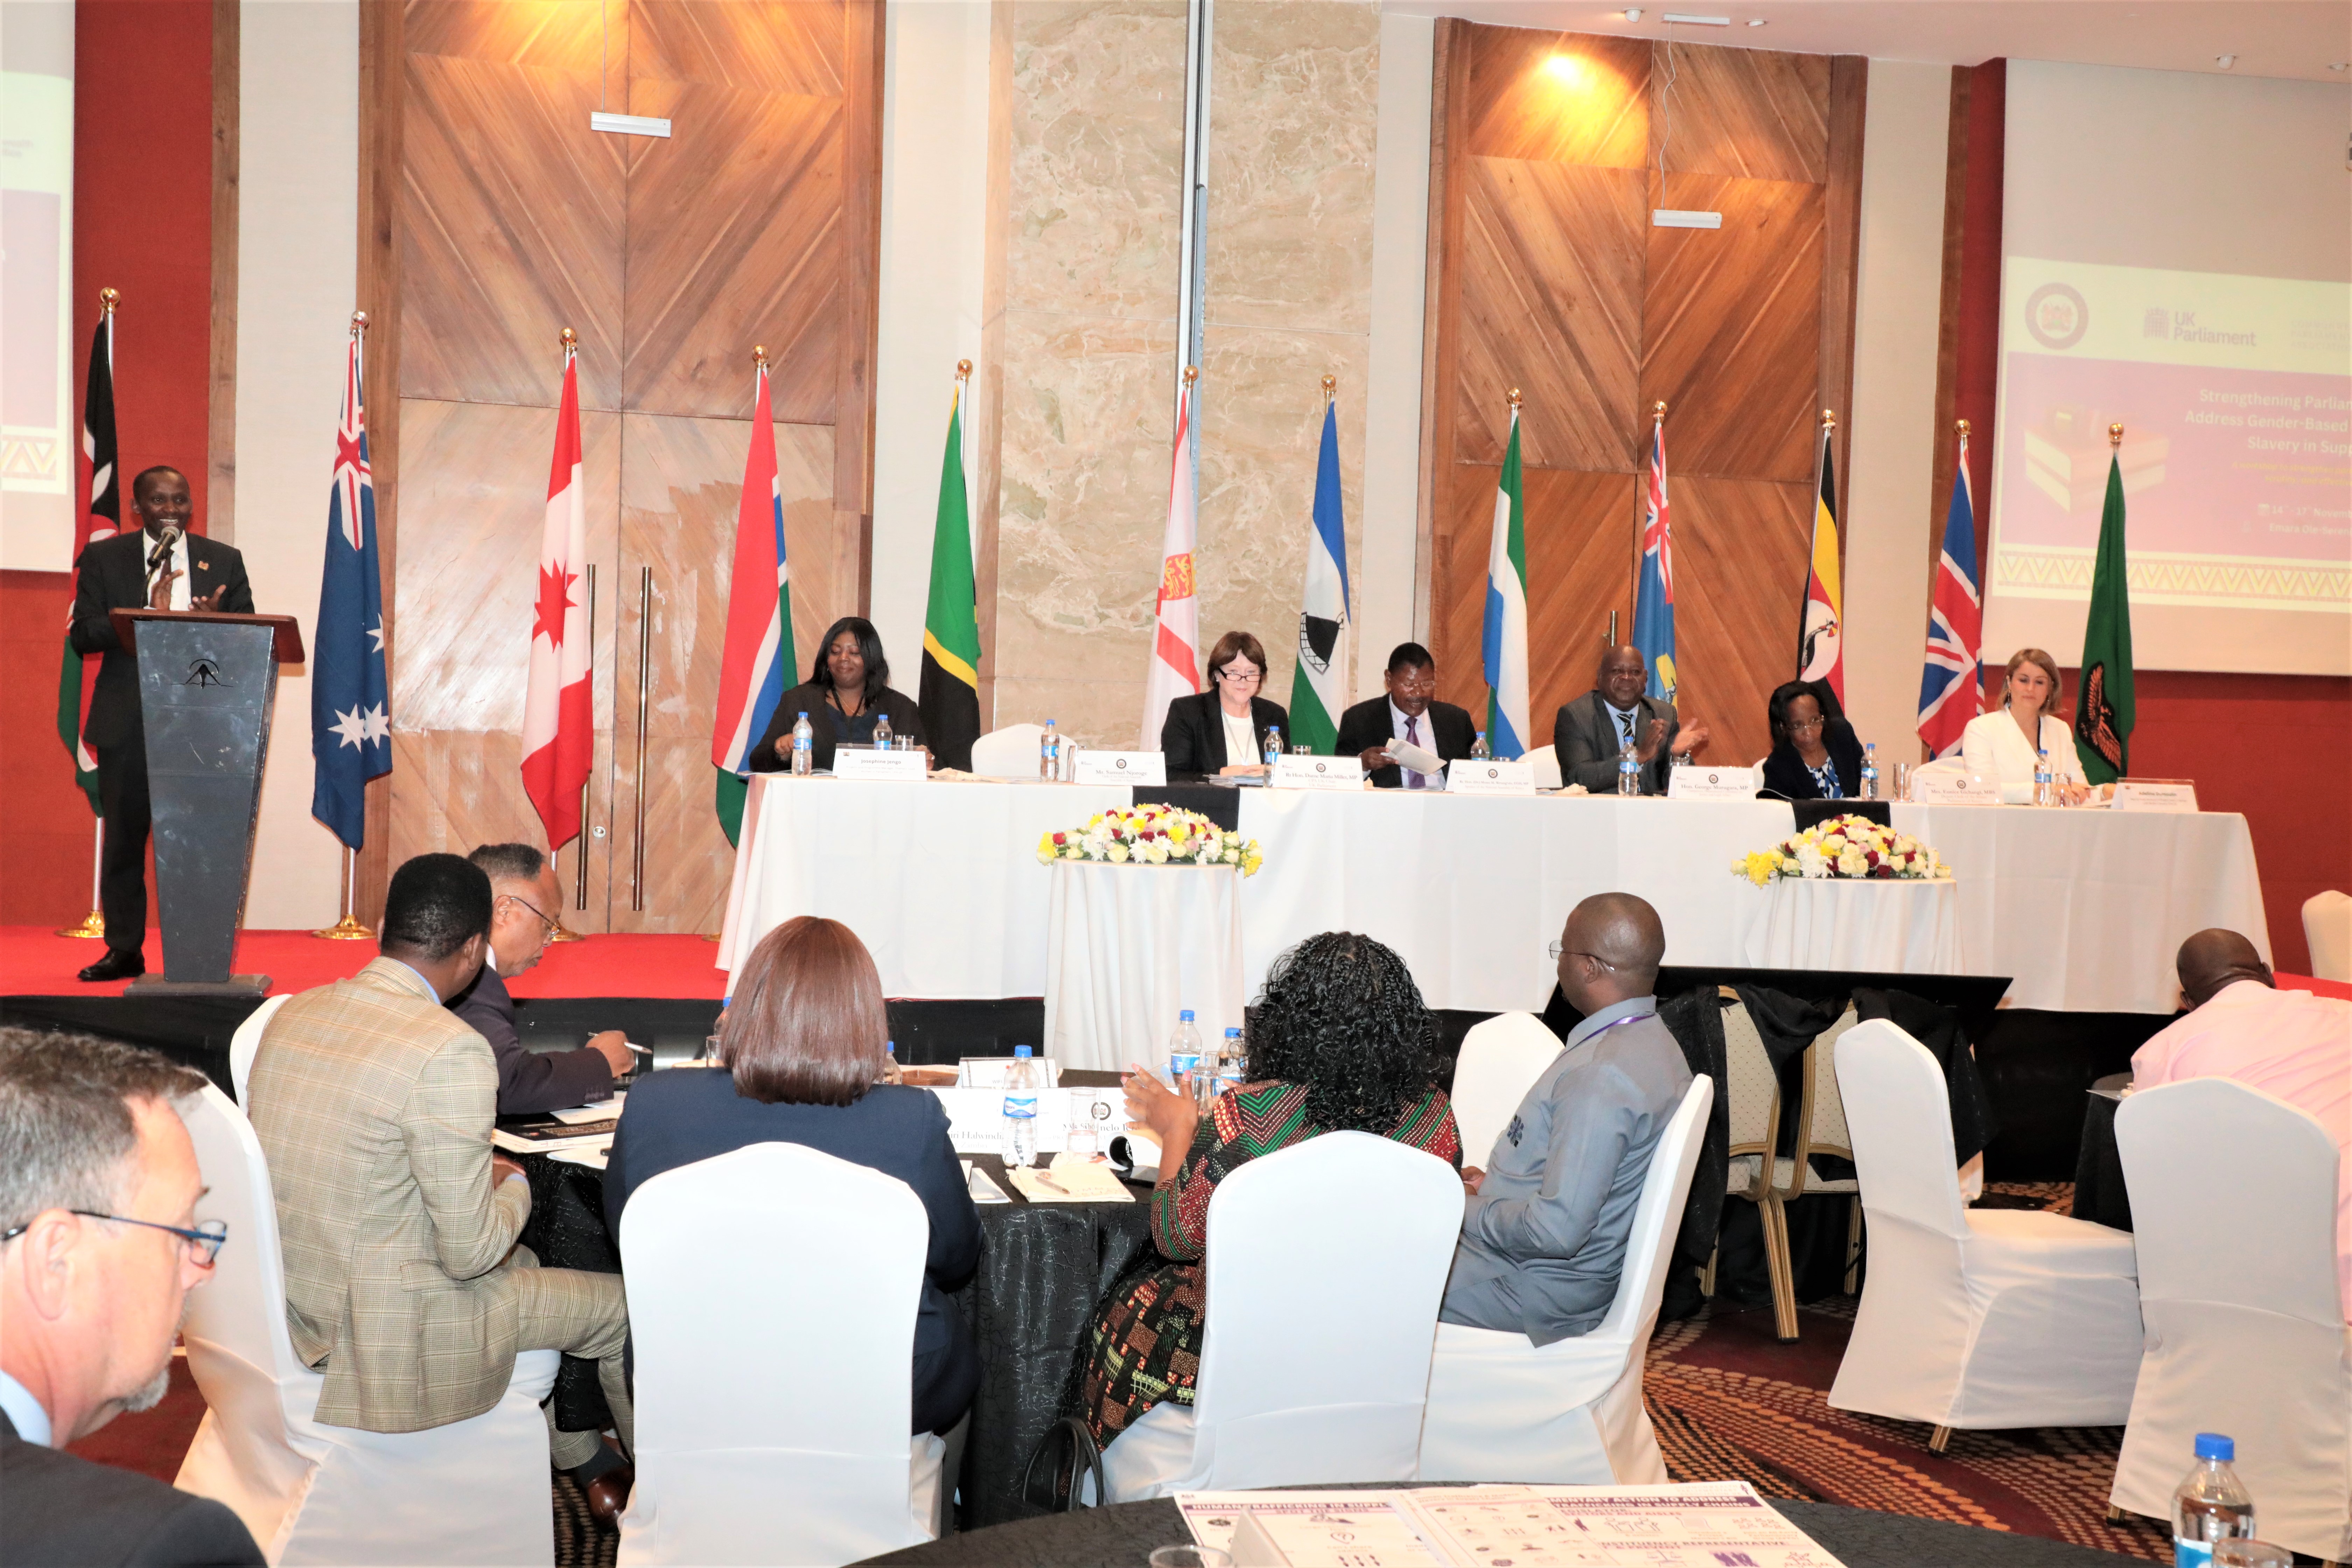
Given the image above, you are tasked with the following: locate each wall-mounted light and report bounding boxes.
[1746,17,1767,26]
[1545,54,1585,84]
[2213,54,2236,69]
[1623,8,1642,21]
[592,112,671,138]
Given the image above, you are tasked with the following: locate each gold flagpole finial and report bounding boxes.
[1821,408,1837,430]
[1653,400,1667,421]
[956,358,973,381]
[1182,365,1199,386]
[1956,418,1970,437]
[2109,422,2124,447]
[98,287,120,315]
[1321,373,1336,404]
[351,311,369,336]
[559,327,579,354]
[1506,387,1522,410]
[752,343,769,368]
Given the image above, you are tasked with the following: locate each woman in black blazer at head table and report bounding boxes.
[1757,678,1865,800]
[750,615,929,773]
[1160,628,1289,778]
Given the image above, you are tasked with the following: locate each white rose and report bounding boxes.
[1836,848,1867,877]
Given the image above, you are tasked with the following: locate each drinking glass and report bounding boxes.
[1149,1548,1233,1568]
[1293,743,1312,755]
[2214,1543,2294,1568]
[1893,762,1914,801]
[700,1032,724,1065]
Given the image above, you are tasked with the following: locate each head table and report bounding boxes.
[717,775,2265,1016]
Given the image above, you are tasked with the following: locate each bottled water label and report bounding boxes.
[1002,1092,1039,1166]
[1169,1052,1201,1083]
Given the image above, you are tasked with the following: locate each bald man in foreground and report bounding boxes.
[2132,928,2350,1313]
[1441,893,1695,1343]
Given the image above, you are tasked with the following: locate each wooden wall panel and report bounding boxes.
[1648,39,1828,182]
[1666,475,1812,769]
[404,0,615,75]
[1466,29,1648,168]
[630,0,842,97]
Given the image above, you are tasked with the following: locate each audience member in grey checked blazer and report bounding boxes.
[1441,892,1694,1343]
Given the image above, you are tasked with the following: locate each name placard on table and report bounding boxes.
[1270,754,1364,791]
[1912,770,1999,805]
[1071,750,1168,785]
[832,747,927,782]
[2112,778,2199,813]
[1446,759,1535,796]
[1666,764,1756,800]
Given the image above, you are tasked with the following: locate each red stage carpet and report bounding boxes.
[0,927,728,1000]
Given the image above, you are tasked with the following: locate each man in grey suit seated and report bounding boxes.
[1554,645,1710,794]
[1441,893,1693,1343]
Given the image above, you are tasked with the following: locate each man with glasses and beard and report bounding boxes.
[0,1029,264,1564]
[450,843,636,1115]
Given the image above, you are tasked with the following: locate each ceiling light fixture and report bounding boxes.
[1747,17,1767,25]
[1662,12,1732,24]
[2214,53,2236,69]
[1624,8,1642,21]
[2328,62,2348,71]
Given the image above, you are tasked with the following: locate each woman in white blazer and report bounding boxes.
[1961,648,2090,803]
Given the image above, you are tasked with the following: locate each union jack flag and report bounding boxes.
[1917,427,1983,758]
[311,327,390,849]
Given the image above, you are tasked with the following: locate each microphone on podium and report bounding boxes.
[146,523,183,574]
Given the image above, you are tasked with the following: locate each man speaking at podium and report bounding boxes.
[68,467,254,983]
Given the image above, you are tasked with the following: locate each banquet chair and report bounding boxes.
[2108,1079,2350,1562]
[1828,1022,2142,1450]
[1418,1074,1714,1483]
[1715,1000,1862,1341]
[968,722,1045,777]
[228,993,291,1106]
[1449,1012,1561,1169]
[1098,1132,1465,1500]
[616,1142,944,1567]
[1526,744,1562,790]
[2305,889,2352,982]
[172,1085,561,1567]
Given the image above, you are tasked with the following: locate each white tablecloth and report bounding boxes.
[1733,876,1963,973]
[1043,861,1246,1072]
[717,778,2270,1015]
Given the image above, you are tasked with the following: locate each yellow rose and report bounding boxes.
[1107,843,1131,863]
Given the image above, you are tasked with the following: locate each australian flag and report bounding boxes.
[312,329,390,850]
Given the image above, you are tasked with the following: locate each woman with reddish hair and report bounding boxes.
[605,916,982,1436]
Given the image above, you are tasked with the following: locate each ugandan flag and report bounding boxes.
[919,382,982,771]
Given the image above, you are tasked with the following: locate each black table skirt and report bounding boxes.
[2071,1076,2135,1232]
[854,1496,2149,1567]
[515,1076,1157,1531]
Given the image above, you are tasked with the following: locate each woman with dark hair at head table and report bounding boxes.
[749,615,929,774]
[1077,932,1462,1446]
[1757,679,1864,800]
[604,917,981,1438]
[1159,629,1288,778]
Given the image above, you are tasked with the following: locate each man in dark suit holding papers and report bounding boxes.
[1335,642,1476,788]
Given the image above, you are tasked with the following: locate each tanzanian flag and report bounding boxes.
[919,381,982,771]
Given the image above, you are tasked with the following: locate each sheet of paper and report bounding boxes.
[1004,1155,1135,1204]
[963,1162,1012,1204]
[551,1092,624,1125]
[1180,1493,1428,1560]
[1231,1504,1445,1567]
[1412,1482,1847,1568]
[549,1144,609,1171]
[1385,739,1443,776]
[491,1128,612,1155]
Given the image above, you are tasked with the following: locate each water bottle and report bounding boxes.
[1040,720,1059,780]
[873,711,894,751]
[2034,747,2054,807]
[791,711,814,776]
[1469,730,1491,761]
[1618,742,1640,796]
[2172,1433,2255,1566]
[1001,1045,1041,1168]
[1263,727,1283,767]
[881,1040,902,1084]
[1860,742,1880,800]
[1167,1009,1202,1092]
[1215,1026,1246,1099]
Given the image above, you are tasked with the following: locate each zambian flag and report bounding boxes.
[2074,433,2134,784]
[919,383,982,771]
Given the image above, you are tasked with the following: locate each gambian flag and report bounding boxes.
[1480,399,1530,758]
[1799,417,1844,703]
[1287,396,1350,755]
[55,304,118,814]
[918,379,982,772]
[520,344,594,850]
[711,360,796,845]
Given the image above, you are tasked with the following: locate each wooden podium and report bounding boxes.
[109,610,305,995]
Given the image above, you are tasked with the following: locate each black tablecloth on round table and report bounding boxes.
[853,1495,2149,1567]
[2070,1074,2134,1232]
[515,1071,1158,1530]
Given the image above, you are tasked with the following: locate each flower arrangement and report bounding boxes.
[1037,804,1263,877]
[1734,813,1950,887]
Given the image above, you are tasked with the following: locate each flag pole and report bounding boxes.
[58,287,121,940]
[549,327,588,943]
[312,310,383,940]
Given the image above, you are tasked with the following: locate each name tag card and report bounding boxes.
[2112,779,2200,813]
[1913,771,1999,805]
[1666,764,1756,800]
[832,747,927,782]
[1270,754,1364,791]
[1447,759,1536,796]
[1071,750,1167,785]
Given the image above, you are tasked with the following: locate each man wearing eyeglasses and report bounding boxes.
[0,1030,265,1565]
[1439,893,1693,1344]
[451,843,633,1114]
[1335,642,1477,788]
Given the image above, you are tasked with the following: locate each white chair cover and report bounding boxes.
[1527,744,1562,790]
[229,993,291,1107]
[1828,1022,2144,1434]
[1100,1131,1464,1500]
[172,1085,559,1567]
[2304,889,2352,982]
[968,722,1045,778]
[616,1142,944,1568]
[1449,1013,1561,1170]
[1419,1074,1715,1483]
[2108,1079,2350,1561]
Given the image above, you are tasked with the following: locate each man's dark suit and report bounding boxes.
[1159,691,1288,777]
[1554,690,1683,795]
[68,528,255,958]
[1334,696,1476,788]
[0,1409,264,1566]
[447,959,615,1115]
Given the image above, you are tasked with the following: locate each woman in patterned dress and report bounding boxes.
[1079,932,1462,1444]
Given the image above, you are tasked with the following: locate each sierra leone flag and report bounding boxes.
[1481,401,1530,758]
[1287,397,1350,754]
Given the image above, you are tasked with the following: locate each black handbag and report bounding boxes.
[1020,1413,1106,1512]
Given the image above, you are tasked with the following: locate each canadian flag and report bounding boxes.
[1138,373,1200,746]
[520,345,593,850]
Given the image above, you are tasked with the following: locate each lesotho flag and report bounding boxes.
[312,325,391,849]
[1287,392,1350,754]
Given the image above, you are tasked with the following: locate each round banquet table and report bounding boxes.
[2070,1072,2136,1232]
[850,1494,2150,1566]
